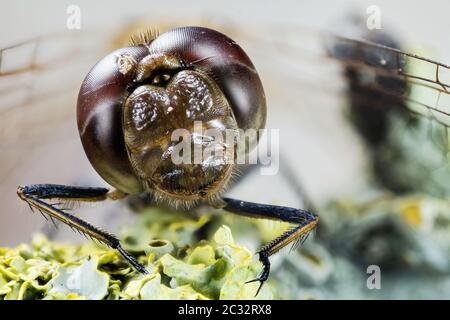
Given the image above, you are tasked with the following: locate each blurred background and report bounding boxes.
[1,0,450,299]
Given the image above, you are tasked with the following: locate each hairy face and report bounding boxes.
[123,68,238,204]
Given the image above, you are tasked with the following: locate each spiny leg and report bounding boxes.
[222,197,318,296]
[17,184,147,274]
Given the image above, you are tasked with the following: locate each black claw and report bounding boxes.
[246,251,270,297]
[116,244,148,274]
[245,277,265,297]
[131,259,149,274]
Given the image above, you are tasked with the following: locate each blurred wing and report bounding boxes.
[0,33,92,112]
[226,22,450,203]
[326,35,450,126]
[238,24,450,126]
[0,30,111,181]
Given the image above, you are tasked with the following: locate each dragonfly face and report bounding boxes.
[76,26,266,207]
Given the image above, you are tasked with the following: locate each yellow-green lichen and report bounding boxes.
[0,210,275,300]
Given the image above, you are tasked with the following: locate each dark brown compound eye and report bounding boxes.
[77,45,149,194]
[77,26,266,195]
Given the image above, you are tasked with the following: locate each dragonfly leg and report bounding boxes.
[16,184,147,274]
[221,197,318,296]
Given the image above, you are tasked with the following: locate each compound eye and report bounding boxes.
[77,45,150,195]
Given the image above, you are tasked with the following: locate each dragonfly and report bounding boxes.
[1,14,449,294]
